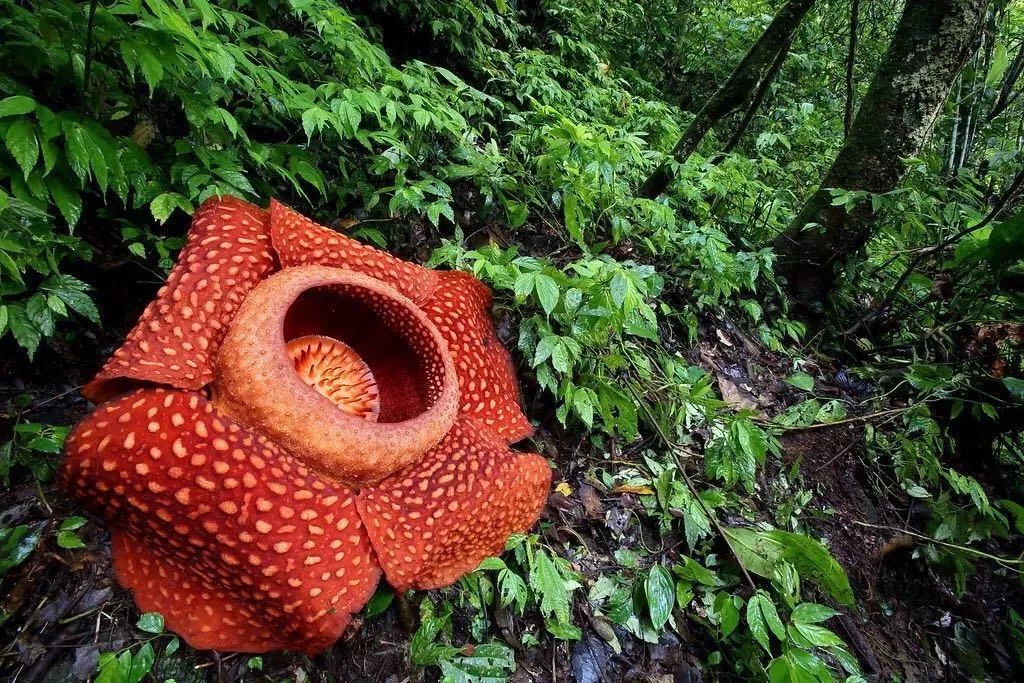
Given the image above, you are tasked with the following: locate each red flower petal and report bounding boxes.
[84,196,276,403]
[423,271,533,442]
[357,417,551,591]
[269,200,438,306]
[61,388,381,654]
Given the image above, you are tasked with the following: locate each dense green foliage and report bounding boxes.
[2,0,1024,681]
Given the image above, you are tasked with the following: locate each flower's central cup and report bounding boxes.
[212,265,459,486]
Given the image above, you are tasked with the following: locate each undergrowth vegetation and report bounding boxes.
[2,0,1024,681]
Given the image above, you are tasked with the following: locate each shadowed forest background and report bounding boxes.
[2,0,1024,680]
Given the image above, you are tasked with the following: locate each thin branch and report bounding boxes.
[852,520,1024,572]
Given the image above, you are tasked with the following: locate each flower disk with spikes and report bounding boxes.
[61,196,551,655]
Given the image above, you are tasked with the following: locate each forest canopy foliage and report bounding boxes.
[2,0,1024,681]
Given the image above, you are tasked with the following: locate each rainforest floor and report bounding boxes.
[0,239,1020,683]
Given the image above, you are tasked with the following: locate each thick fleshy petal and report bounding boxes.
[356,417,551,592]
[60,388,381,654]
[84,196,276,403]
[423,271,533,442]
[269,200,438,305]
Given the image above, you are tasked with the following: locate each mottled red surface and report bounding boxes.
[61,196,551,654]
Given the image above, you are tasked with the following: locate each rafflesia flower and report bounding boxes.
[60,196,551,654]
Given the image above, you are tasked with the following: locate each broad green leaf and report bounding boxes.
[7,304,41,358]
[766,531,854,607]
[5,120,39,180]
[534,274,559,315]
[128,642,155,683]
[0,96,36,117]
[136,612,165,634]
[0,524,42,575]
[723,526,781,578]
[791,602,839,624]
[746,593,771,652]
[645,564,674,631]
[49,176,82,228]
[363,586,394,618]
[785,372,815,391]
[1004,377,1024,400]
[987,41,1009,87]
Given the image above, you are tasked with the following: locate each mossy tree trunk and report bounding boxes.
[772,0,989,308]
[638,0,815,199]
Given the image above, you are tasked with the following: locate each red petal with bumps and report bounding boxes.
[84,196,276,403]
[60,388,381,654]
[268,200,438,306]
[423,270,533,442]
[356,417,551,592]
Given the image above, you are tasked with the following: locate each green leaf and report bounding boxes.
[150,193,191,223]
[785,372,815,391]
[987,41,1009,87]
[56,530,85,549]
[610,272,629,309]
[530,548,571,624]
[136,612,165,634]
[714,591,741,637]
[723,527,781,577]
[673,556,720,587]
[363,586,395,619]
[534,274,559,315]
[766,531,854,607]
[128,642,155,683]
[7,304,41,358]
[1003,377,1024,400]
[789,621,845,648]
[49,176,82,228]
[0,524,42,575]
[5,120,39,180]
[514,273,535,300]
[58,517,86,532]
[439,642,516,682]
[0,96,36,117]
[746,593,771,652]
[645,564,674,631]
[64,125,90,182]
[96,650,131,683]
[791,602,839,625]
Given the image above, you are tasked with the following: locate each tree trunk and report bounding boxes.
[638,0,815,199]
[772,0,988,308]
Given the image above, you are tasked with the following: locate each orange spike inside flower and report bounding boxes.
[357,417,551,592]
[288,335,380,421]
[60,388,381,654]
